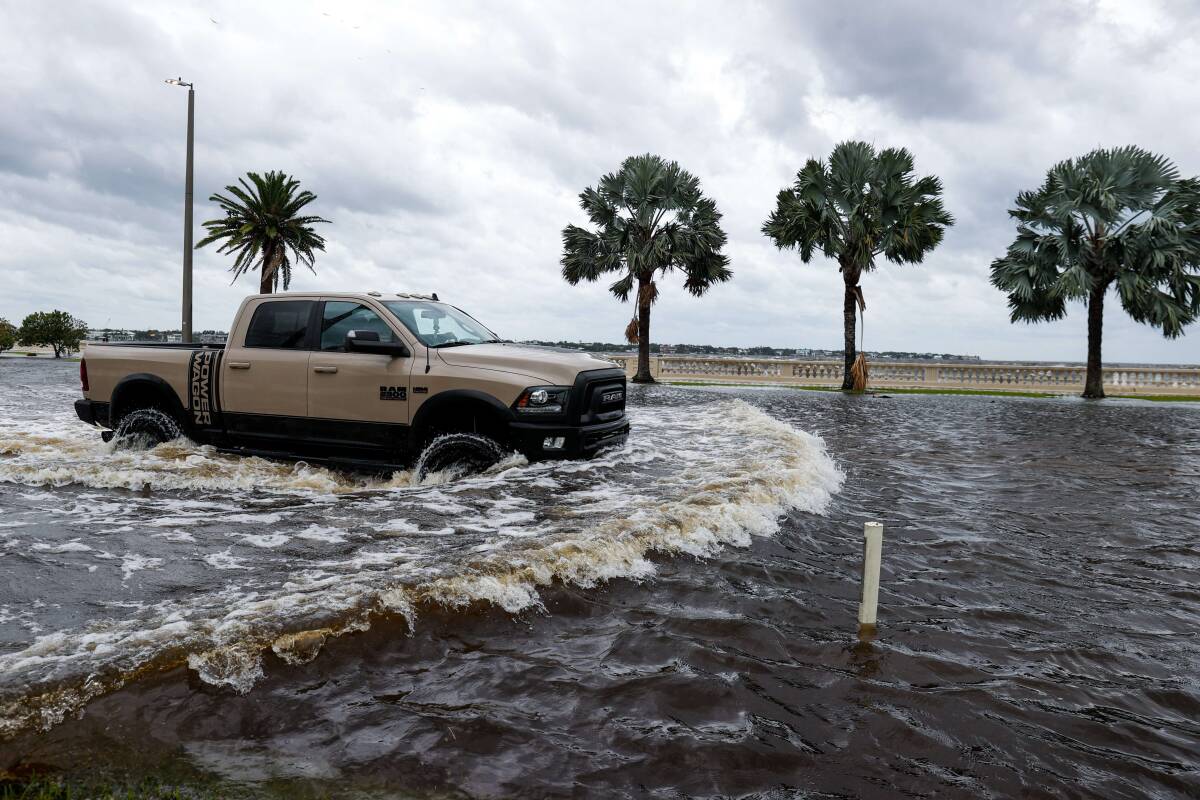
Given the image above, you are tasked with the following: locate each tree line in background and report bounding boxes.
[559,144,1200,398]
[0,311,88,358]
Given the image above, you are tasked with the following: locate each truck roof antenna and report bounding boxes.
[432,292,439,301]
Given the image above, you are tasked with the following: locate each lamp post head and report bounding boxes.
[164,77,193,88]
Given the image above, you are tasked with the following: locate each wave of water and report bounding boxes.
[0,388,842,738]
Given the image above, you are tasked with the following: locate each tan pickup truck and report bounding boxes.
[76,292,629,476]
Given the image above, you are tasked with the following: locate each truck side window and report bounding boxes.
[320,302,396,351]
[244,301,314,349]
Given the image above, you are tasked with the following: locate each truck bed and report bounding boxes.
[81,342,219,428]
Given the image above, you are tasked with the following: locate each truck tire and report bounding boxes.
[113,408,184,450]
[415,433,507,480]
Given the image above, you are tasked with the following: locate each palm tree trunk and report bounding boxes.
[1083,280,1108,399]
[841,272,858,391]
[632,277,654,383]
[259,243,276,294]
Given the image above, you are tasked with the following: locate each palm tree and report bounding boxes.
[196,171,331,293]
[991,147,1200,399]
[561,154,732,383]
[763,141,953,390]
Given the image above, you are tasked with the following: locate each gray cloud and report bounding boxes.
[779,2,1086,121]
[0,0,1198,364]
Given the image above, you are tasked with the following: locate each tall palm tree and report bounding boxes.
[196,171,331,293]
[561,154,732,383]
[763,141,953,390]
[991,146,1200,398]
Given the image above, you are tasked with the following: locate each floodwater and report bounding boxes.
[0,358,1197,798]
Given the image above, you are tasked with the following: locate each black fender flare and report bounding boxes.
[409,389,514,448]
[110,373,188,430]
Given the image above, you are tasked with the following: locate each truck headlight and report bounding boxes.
[514,386,569,415]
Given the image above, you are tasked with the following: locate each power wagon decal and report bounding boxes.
[188,349,224,429]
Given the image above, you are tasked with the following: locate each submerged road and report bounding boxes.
[1,359,1198,798]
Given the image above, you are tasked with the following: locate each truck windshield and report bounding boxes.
[383,301,501,347]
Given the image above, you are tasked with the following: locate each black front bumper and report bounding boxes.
[509,416,630,459]
[507,366,629,460]
[75,399,111,428]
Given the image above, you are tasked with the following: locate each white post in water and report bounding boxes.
[858,521,884,630]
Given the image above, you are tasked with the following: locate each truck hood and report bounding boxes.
[434,344,623,385]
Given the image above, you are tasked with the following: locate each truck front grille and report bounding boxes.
[572,369,627,425]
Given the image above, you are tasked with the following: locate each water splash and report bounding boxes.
[0,394,842,738]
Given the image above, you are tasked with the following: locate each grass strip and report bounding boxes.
[0,776,226,800]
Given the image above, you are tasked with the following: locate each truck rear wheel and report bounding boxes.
[113,408,183,450]
[415,433,506,480]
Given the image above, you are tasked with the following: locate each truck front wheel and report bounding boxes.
[415,433,506,480]
[113,408,183,450]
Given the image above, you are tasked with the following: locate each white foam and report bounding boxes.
[240,533,292,549]
[31,540,93,553]
[187,647,264,693]
[295,525,348,543]
[119,553,163,582]
[204,550,248,570]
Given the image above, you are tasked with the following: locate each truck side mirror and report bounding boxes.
[346,330,410,358]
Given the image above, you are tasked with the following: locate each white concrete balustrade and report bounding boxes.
[598,355,1200,395]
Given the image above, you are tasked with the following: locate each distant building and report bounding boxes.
[86,328,134,342]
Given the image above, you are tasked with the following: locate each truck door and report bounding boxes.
[305,299,414,460]
[221,298,314,447]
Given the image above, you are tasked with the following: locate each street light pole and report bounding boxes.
[166,77,194,343]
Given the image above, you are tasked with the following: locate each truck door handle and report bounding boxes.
[313,365,338,374]
[228,361,251,370]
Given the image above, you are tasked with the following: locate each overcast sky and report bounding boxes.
[3,0,1199,363]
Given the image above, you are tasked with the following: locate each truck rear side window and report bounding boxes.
[245,301,314,349]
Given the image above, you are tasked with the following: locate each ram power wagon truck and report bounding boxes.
[75,292,629,476]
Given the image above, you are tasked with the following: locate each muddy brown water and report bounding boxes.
[0,359,1197,798]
